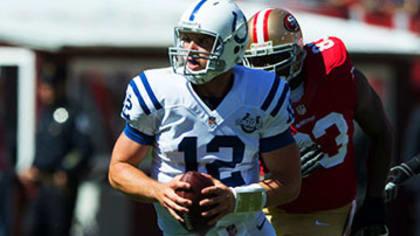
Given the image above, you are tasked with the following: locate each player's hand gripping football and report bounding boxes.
[199,173,236,226]
[156,174,192,223]
[300,143,325,178]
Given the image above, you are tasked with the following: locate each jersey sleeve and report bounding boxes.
[120,72,162,144]
[321,37,357,108]
[305,36,353,76]
[259,77,295,139]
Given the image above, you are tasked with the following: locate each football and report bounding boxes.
[175,171,214,232]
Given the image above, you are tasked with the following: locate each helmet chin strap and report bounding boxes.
[287,72,304,90]
[284,47,307,90]
[185,58,230,85]
[185,69,221,85]
[274,63,303,90]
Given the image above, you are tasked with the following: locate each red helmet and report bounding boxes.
[243,8,306,82]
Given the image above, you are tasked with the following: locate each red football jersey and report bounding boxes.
[281,37,358,212]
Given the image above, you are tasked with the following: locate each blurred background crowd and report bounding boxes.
[1,0,420,235]
[262,0,420,33]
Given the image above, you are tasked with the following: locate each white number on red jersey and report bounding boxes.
[311,37,335,54]
[312,112,349,168]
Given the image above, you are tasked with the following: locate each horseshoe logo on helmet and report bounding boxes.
[232,11,248,44]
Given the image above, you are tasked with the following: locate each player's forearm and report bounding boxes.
[367,127,393,197]
[228,174,300,213]
[259,172,301,207]
[108,161,161,203]
[258,142,302,207]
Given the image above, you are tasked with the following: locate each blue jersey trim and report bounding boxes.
[129,80,151,115]
[261,75,280,111]
[270,83,290,117]
[139,73,162,110]
[189,0,207,21]
[260,128,294,153]
[286,100,294,124]
[124,124,154,145]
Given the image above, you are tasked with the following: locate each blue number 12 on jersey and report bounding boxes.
[178,136,246,187]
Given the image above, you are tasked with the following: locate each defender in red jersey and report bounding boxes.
[243,8,393,236]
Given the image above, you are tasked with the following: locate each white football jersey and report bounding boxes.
[121,65,293,234]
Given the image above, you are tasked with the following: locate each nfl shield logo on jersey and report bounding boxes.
[208,116,217,128]
[236,112,262,133]
[225,224,238,236]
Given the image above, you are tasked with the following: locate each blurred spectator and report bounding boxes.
[277,0,420,34]
[346,0,420,33]
[0,72,13,236]
[0,66,19,236]
[0,126,10,236]
[17,65,94,236]
[401,104,420,235]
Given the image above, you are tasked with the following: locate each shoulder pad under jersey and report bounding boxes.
[305,36,350,75]
[120,67,184,133]
[233,66,290,114]
[235,66,294,134]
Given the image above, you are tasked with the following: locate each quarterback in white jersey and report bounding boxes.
[108,1,301,236]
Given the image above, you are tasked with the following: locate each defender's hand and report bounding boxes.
[199,173,235,226]
[156,174,192,223]
[384,181,398,203]
[384,154,420,203]
[300,144,325,178]
[384,162,414,203]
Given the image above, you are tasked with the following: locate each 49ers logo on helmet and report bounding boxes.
[284,14,299,32]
